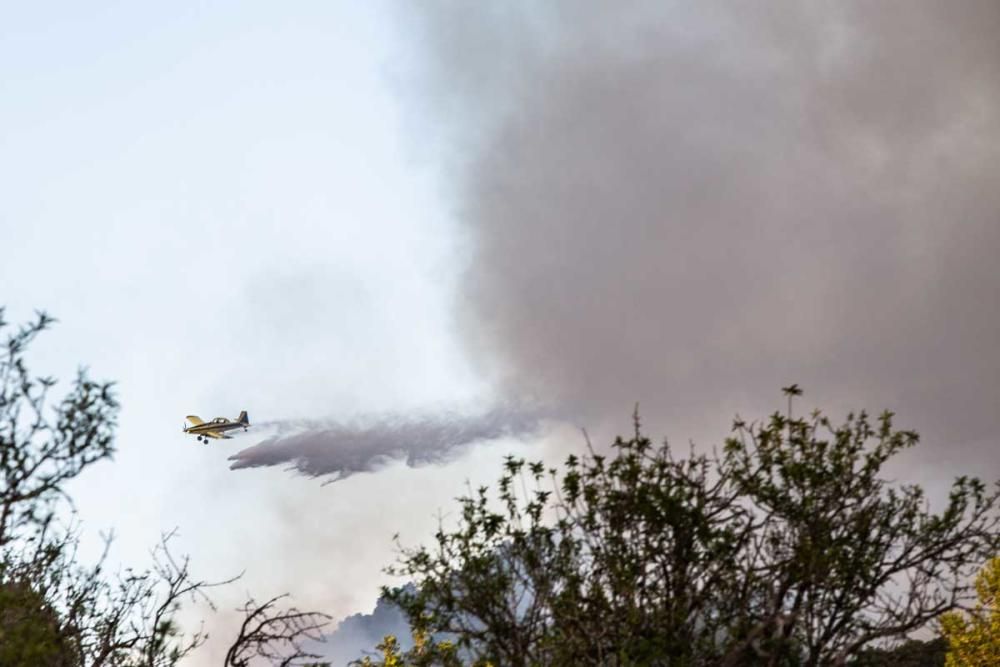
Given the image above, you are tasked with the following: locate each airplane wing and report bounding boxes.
[186,415,205,426]
[202,431,233,439]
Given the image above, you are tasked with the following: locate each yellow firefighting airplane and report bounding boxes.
[184,411,250,443]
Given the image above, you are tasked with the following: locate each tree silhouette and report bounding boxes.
[374,389,1000,665]
[0,308,330,665]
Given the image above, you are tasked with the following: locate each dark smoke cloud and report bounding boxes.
[394,1,1000,465]
[228,406,545,480]
[318,591,411,664]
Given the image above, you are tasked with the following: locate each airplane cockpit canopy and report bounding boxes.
[213,417,227,423]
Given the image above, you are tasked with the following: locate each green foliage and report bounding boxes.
[351,630,485,667]
[375,389,1000,666]
[0,579,79,666]
[0,307,331,666]
[0,309,120,664]
[939,556,1000,666]
[0,310,213,666]
[0,310,118,551]
[850,638,946,666]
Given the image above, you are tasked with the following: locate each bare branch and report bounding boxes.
[224,594,332,667]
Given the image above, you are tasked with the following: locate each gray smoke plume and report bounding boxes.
[392,1,1000,466]
[228,406,545,481]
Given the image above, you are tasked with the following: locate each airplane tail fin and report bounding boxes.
[238,410,249,426]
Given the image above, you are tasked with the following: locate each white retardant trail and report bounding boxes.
[228,406,546,481]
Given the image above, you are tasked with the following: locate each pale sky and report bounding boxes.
[1,2,512,663]
[3,2,999,665]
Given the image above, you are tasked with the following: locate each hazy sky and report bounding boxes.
[3,2,999,664]
[0,2,514,663]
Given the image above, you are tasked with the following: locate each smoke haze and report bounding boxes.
[391,0,1000,464]
[166,4,999,662]
[232,0,1000,485]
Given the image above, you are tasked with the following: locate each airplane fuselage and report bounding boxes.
[184,411,250,442]
[184,421,243,435]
